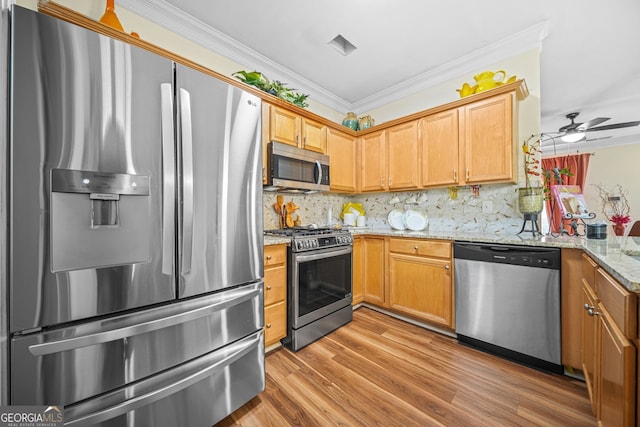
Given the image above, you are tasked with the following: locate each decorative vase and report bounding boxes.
[518,187,544,214]
[613,223,626,236]
[359,115,374,130]
[99,0,124,32]
[342,112,359,131]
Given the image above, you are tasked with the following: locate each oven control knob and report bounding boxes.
[312,240,318,248]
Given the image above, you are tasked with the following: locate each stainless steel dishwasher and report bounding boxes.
[454,242,562,373]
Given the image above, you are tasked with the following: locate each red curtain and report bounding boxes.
[541,154,591,233]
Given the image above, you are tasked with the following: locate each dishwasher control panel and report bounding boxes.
[454,242,560,270]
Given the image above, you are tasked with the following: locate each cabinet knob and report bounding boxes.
[466,168,470,181]
[587,308,600,317]
[266,323,272,328]
[266,255,272,260]
[444,265,450,270]
[453,169,457,180]
[414,245,418,251]
[266,285,272,290]
[583,303,594,311]
[303,136,307,147]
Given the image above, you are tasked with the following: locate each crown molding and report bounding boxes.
[117,0,352,112]
[118,0,547,114]
[351,21,549,113]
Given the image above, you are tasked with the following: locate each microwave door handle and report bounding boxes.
[160,83,175,275]
[315,160,322,185]
[179,88,194,274]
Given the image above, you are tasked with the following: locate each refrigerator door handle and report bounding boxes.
[27,283,262,356]
[160,83,176,275]
[179,88,194,274]
[64,331,263,426]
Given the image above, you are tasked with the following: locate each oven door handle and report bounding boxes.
[294,246,352,263]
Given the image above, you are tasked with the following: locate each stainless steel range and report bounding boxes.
[266,227,353,351]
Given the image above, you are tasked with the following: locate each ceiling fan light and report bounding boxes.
[561,131,585,143]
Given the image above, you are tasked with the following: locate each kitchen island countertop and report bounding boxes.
[265,229,640,292]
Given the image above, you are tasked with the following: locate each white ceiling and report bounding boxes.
[120,0,640,153]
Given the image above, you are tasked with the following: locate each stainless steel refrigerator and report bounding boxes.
[0,6,264,426]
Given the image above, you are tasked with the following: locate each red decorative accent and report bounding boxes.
[613,223,626,236]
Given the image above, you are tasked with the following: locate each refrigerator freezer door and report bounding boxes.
[11,281,263,407]
[9,7,176,332]
[64,330,264,426]
[175,65,263,297]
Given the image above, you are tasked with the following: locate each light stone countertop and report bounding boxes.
[264,229,640,293]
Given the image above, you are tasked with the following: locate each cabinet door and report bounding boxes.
[264,301,287,347]
[420,110,459,187]
[327,128,357,193]
[387,121,420,190]
[598,306,636,427]
[363,238,386,305]
[460,93,514,184]
[301,118,327,153]
[269,105,300,147]
[352,237,364,305]
[581,278,598,415]
[359,130,387,192]
[388,253,453,328]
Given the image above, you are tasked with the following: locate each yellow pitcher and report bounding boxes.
[456,83,477,98]
[473,70,506,93]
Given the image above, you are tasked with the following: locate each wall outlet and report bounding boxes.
[482,200,493,213]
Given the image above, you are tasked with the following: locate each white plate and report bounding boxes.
[387,209,406,230]
[403,210,428,231]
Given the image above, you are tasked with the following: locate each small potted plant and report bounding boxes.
[596,184,631,236]
[519,135,544,215]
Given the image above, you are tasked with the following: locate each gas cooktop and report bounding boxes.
[264,226,352,252]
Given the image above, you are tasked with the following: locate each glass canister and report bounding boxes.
[342,112,359,131]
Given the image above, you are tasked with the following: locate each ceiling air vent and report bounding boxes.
[328,34,357,56]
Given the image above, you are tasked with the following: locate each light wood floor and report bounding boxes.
[217,307,596,426]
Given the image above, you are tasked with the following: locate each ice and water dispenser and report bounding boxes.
[50,169,152,272]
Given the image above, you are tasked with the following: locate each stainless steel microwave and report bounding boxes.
[264,141,330,193]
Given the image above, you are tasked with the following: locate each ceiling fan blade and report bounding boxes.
[585,121,640,132]
[577,117,609,130]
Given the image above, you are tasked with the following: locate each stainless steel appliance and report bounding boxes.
[1,6,264,425]
[264,141,330,193]
[454,242,562,373]
[265,227,353,351]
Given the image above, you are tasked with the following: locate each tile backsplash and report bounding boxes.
[264,184,527,234]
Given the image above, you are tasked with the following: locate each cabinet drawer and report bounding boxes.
[264,245,286,267]
[264,301,287,347]
[264,265,286,306]
[596,268,637,339]
[581,253,598,290]
[388,238,451,258]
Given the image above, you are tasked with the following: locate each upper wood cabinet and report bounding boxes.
[420,110,459,187]
[387,121,420,191]
[326,128,357,193]
[459,92,515,184]
[358,130,387,192]
[267,104,326,153]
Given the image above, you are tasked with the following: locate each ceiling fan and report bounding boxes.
[548,112,640,143]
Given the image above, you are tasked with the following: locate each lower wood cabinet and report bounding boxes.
[581,254,637,426]
[362,237,386,305]
[264,244,287,347]
[352,237,364,305]
[387,238,453,328]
